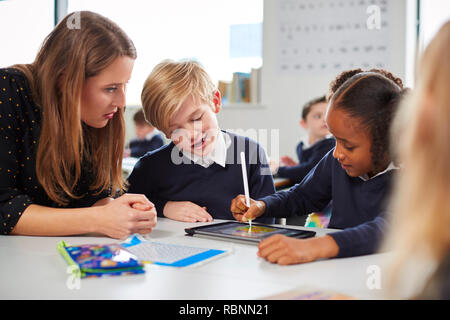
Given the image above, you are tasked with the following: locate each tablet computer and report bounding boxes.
[185,221,316,244]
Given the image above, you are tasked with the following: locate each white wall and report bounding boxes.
[217,0,414,160]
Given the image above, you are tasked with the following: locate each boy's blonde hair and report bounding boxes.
[141,59,218,133]
[383,21,450,297]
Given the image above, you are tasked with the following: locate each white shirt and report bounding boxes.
[358,162,399,181]
[144,129,161,141]
[178,131,230,168]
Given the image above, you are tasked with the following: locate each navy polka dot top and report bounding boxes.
[0,68,110,235]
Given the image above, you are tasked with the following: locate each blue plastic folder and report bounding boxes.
[121,235,229,267]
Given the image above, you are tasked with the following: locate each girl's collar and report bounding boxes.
[358,162,399,181]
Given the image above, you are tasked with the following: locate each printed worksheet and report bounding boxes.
[122,235,229,267]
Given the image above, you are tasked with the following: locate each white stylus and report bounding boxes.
[240,152,252,230]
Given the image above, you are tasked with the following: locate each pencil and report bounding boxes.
[240,152,252,230]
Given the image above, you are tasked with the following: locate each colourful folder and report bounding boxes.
[57,241,145,278]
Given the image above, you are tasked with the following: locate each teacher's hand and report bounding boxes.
[95,193,157,239]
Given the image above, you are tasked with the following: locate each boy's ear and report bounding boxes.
[300,119,307,129]
[213,90,222,114]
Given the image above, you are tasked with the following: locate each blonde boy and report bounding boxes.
[127,60,275,222]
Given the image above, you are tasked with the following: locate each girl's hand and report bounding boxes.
[94,193,157,239]
[257,235,339,265]
[230,195,266,222]
[163,201,213,222]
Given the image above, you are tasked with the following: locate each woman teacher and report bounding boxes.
[0,11,156,238]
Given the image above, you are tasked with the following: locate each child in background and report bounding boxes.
[382,21,450,299]
[272,95,335,228]
[231,68,405,265]
[128,109,164,158]
[127,60,275,223]
[272,95,335,184]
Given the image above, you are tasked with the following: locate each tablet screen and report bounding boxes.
[185,222,315,242]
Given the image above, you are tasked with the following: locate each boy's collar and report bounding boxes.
[177,130,230,168]
[299,135,310,149]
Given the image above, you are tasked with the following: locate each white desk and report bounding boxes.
[0,218,389,299]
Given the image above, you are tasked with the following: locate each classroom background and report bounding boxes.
[1,0,450,303]
[1,0,449,160]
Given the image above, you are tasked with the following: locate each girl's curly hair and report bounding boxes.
[328,68,407,171]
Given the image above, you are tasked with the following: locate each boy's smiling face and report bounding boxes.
[165,93,221,157]
[326,106,376,178]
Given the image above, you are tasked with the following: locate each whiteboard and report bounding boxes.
[276,0,393,74]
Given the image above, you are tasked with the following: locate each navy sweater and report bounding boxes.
[127,131,275,223]
[277,137,335,183]
[129,134,165,158]
[261,149,395,258]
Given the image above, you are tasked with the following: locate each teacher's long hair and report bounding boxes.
[13,11,136,205]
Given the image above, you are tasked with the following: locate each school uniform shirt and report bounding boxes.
[129,130,165,158]
[0,68,111,235]
[277,136,335,183]
[180,130,229,168]
[127,130,276,223]
[260,149,398,258]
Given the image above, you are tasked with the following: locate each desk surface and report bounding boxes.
[0,218,389,300]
